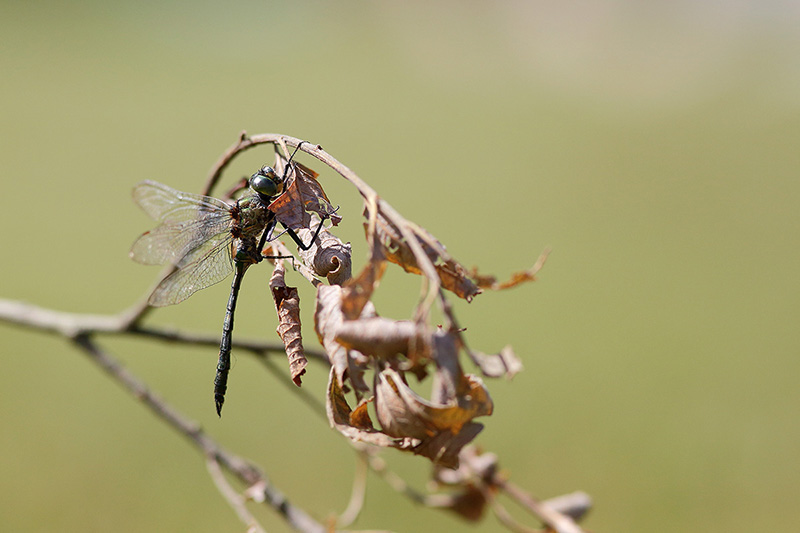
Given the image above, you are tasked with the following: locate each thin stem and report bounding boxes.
[206,457,267,533]
[497,478,587,533]
[71,334,326,533]
[337,450,370,528]
[0,299,329,362]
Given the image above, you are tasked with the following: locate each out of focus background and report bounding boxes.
[2,2,798,531]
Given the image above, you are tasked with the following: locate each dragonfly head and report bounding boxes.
[249,166,284,199]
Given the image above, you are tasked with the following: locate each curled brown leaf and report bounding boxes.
[367,209,481,302]
[326,367,399,448]
[430,446,500,521]
[410,422,484,470]
[269,158,341,230]
[433,446,499,487]
[295,226,352,285]
[314,284,375,393]
[433,484,488,522]
[341,237,386,320]
[269,263,306,386]
[468,345,523,379]
[334,318,431,360]
[373,367,491,467]
[292,161,342,225]
[469,248,550,291]
[350,398,375,431]
[374,368,435,440]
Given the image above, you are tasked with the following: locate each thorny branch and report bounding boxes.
[0,132,587,532]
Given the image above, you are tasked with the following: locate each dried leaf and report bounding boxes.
[341,250,386,320]
[429,331,494,422]
[470,249,550,291]
[326,367,399,447]
[334,318,430,359]
[540,492,593,522]
[374,368,434,440]
[437,484,488,521]
[434,373,494,431]
[314,284,374,393]
[371,210,440,274]
[374,367,492,438]
[350,398,375,431]
[328,355,487,467]
[327,369,441,461]
[267,171,306,229]
[342,199,387,318]
[433,446,498,486]
[269,159,341,230]
[468,345,523,379]
[315,285,354,387]
[429,330,462,404]
[368,210,481,301]
[294,226,352,285]
[411,422,484,469]
[293,161,342,225]
[431,447,499,521]
[269,264,306,385]
[435,262,483,303]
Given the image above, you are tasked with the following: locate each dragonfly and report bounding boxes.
[130,143,336,416]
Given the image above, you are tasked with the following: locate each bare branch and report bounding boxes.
[206,457,267,533]
[71,334,326,533]
[0,299,127,337]
[488,494,545,533]
[0,298,329,362]
[498,479,588,533]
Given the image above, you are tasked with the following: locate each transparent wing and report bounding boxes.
[133,180,232,221]
[130,217,233,265]
[130,180,234,265]
[148,232,235,307]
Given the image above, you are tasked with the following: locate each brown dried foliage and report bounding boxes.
[249,143,544,472]
[206,137,580,529]
[269,158,342,230]
[268,263,307,386]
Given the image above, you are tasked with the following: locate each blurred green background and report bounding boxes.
[2,2,798,531]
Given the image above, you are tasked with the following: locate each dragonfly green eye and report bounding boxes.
[249,166,283,197]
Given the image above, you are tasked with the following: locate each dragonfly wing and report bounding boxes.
[131,180,234,265]
[148,232,234,307]
[131,223,187,265]
[132,180,232,221]
[130,215,231,265]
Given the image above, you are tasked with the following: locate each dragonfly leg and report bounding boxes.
[215,262,249,416]
[257,218,297,264]
[283,216,326,251]
[256,217,278,259]
[277,141,307,182]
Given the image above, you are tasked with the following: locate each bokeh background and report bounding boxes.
[2,2,798,531]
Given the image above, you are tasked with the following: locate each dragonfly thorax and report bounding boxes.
[249,166,284,199]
